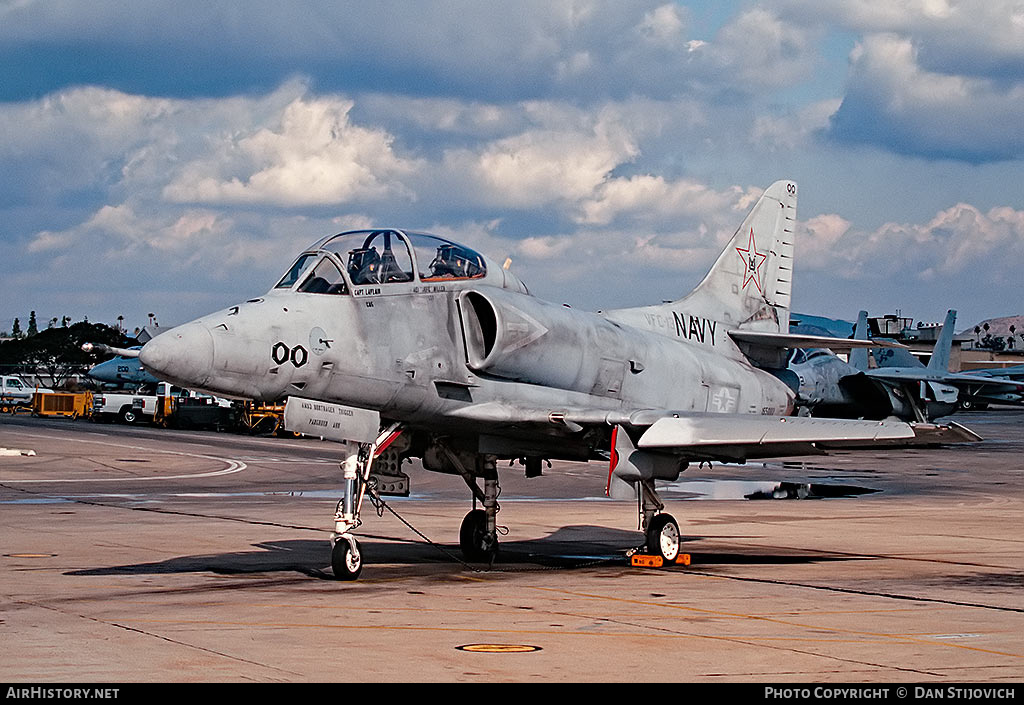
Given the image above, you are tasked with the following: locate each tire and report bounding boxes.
[118,406,139,424]
[646,513,681,563]
[459,509,496,562]
[332,538,362,581]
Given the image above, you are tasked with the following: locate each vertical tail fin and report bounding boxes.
[850,310,870,371]
[681,180,797,333]
[927,310,956,372]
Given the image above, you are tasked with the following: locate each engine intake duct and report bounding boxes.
[457,288,633,395]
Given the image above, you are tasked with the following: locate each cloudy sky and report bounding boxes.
[2,0,1022,336]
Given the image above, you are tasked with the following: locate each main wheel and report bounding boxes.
[119,406,139,424]
[646,513,681,563]
[331,538,362,581]
[460,509,496,562]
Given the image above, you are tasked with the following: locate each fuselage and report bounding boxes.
[139,229,795,459]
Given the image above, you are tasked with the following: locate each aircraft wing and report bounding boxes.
[604,410,980,500]
[728,330,907,351]
[631,413,914,460]
[942,372,1024,389]
[965,365,1024,382]
[865,368,1024,392]
[445,402,931,461]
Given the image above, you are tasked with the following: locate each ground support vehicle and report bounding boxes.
[32,392,93,419]
[2,375,54,408]
[91,382,175,424]
[162,395,240,431]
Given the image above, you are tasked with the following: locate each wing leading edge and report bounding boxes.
[637,414,912,450]
[444,400,982,452]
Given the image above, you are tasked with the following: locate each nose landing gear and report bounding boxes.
[331,535,363,581]
[330,423,403,580]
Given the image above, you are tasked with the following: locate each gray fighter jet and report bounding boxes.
[853,310,1024,417]
[86,346,159,386]
[958,364,1024,409]
[138,180,938,579]
[785,337,896,419]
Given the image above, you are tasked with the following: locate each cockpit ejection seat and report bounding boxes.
[377,247,411,283]
[430,244,475,278]
[348,247,381,285]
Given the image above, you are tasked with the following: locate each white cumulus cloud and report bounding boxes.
[163,93,420,207]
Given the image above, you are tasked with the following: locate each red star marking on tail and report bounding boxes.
[736,228,767,292]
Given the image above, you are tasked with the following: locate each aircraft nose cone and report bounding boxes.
[139,323,214,386]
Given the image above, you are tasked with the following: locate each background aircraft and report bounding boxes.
[783,324,897,420]
[858,310,1024,414]
[958,364,1024,409]
[86,346,159,386]
[136,180,961,580]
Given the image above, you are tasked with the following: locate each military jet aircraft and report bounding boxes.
[854,310,1024,416]
[957,364,1024,409]
[138,180,938,580]
[86,346,159,386]
[784,331,896,419]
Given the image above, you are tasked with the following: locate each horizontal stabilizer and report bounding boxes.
[728,331,907,351]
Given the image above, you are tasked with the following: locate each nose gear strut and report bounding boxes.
[331,422,403,580]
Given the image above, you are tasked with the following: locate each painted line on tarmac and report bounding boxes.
[0,431,247,483]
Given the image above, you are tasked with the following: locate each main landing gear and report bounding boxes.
[638,479,682,563]
[458,472,501,563]
[436,448,501,563]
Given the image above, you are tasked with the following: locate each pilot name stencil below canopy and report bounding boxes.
[138,181,966,580]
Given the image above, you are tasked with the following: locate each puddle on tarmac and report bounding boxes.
[661,479,879,500]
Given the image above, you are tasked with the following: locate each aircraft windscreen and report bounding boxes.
[276,253,319,289]
[297,257,349,295]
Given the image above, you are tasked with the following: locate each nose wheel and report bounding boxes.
[331,536,362,581]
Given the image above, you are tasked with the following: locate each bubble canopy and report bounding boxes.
[275,229,489,293]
